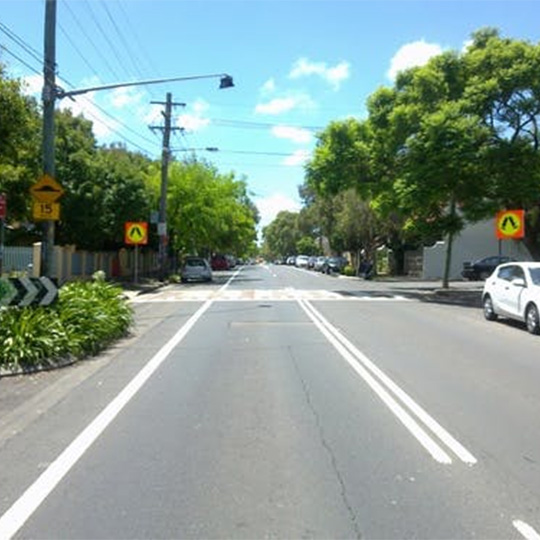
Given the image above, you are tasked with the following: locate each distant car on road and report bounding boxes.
[181,256,213,283]
[314,256,327,272]
[482,261,540,334]
[321,256,348,275]
[210,254,229,271]
[462,255,515,280]
[295,255,309,268]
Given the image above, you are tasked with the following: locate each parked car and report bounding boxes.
[210,254,229,271]
[295,255,309,268]
[321,256,348,275]
[462,255,515,280]
[181,256,213,283]
[314,256,328,272]
[482,262,540,334]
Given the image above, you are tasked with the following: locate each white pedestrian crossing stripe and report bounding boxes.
[132,288,409,303]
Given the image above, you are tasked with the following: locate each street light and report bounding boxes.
[55,73,234,100]
[40,0,234,278]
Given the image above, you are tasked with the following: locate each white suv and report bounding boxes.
[482,262,540,334]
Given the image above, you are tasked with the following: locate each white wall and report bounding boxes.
[422,219,532,280]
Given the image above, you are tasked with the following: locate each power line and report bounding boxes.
[82,0,133,81]
[0,44,42,76]
[60,0,122,81]
[0,21,42,65]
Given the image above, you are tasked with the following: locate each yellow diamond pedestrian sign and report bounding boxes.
[496,210,525,240]
[125,222,148,245]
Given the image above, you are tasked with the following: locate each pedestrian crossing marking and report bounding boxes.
[131,288,409,303]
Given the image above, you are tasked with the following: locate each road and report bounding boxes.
[1,264,539,539]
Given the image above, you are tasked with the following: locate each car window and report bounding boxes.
[510,266,525,281]
[529,268,540,285]
[497,266,514,281]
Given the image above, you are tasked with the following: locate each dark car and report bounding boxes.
[210,254,229,271]
[461,255,515,280]
[321,256,348,275]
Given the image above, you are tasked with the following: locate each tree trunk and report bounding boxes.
[442,198,457,289]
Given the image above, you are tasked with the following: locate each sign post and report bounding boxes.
[124,222,148,283]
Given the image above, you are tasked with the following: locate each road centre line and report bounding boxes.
[0,270,242,540]
[295,295,477,466]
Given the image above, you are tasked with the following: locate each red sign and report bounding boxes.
[125,222,148,245]
[496,209,525,240]
[0,194,6,219]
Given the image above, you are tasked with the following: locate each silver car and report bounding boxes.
[180,256,213,283]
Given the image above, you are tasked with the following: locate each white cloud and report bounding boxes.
[260,78,276,95]
[462,39,473,53]
[110,87,143,108]
[176,98,211,132]
[255,94,315,115]
[256,193,301,229]
[59,92,117,138]
[289,57,351,90]
[387,40,443,81]
[283,149,311,166]
[271,125,312,144]
[21,74,42,96]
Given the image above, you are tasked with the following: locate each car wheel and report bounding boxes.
[525,304,540,335]
[483,295,498,321]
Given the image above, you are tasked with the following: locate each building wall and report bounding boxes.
[422,219,532,280]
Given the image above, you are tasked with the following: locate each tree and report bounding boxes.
[55,110,154,251]
[0,65,41,228]
[164,158,257,258]
[464,29,540,258]
[262,211,300,259]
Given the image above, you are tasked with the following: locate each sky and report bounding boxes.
[2,0,540,235]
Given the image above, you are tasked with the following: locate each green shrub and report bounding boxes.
[56,281,133,356]
[343,264,356,276]
[0,306,71,370]
[0,280,133,371]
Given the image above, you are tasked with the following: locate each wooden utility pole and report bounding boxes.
[41,0,57,276]
[150,94,184,280]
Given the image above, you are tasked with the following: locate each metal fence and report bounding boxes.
[0,246,34,275]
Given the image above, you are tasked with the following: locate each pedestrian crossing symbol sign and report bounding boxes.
[125,222,148,245]
[496,210,525,240]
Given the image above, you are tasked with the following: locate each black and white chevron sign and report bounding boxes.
[0,277,58,307]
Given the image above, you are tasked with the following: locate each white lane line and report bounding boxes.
[0,271,241,540]
[302,299,477,465]
[296,296,477,465]
[514,520,540,540]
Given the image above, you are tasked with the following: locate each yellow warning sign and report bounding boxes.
[33,202,60,221]
[496,210,525,240]
[125,222,148,245]
[30,174,65,203]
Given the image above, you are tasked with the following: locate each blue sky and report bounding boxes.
[2,0,540,232]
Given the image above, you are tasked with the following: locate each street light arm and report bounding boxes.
[56,73,234,99]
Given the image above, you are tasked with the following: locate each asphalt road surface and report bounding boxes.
[1,264,539,539]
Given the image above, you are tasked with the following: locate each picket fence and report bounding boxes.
[0,243,159,282]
